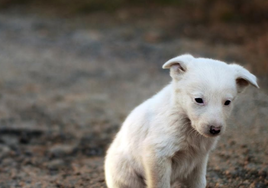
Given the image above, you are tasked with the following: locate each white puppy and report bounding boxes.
[105,54,259,188]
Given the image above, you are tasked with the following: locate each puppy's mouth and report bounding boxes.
[192,127,211,138]
[196,127,222,138]
[199,131,220,138]
[183,117,221,138]
[190,122,221,138]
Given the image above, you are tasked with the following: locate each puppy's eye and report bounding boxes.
[195,98,204,104]
[224,100,231,106]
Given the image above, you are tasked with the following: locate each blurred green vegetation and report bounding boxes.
[1,0,268,23]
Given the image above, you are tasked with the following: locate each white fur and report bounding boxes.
[105,54,259,188]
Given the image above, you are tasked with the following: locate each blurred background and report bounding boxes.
[0,1,267,187]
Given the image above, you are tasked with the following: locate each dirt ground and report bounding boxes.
[0,6,267,188]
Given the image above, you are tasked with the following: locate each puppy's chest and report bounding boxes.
[170,147,201,182]
[170,138,213,182]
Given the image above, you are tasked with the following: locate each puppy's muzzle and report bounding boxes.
[209,126,221,135]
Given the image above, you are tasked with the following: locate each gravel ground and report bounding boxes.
[0,7,267,188]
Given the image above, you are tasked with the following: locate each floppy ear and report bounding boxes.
[162,54,194,80]
[229,64,259,93]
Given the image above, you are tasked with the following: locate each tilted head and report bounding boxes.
[163,54,259,138]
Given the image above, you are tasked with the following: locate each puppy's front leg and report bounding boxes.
[143,148,172,188]
[183,155,208,188]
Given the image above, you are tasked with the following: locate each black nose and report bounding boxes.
[210,126,221,135]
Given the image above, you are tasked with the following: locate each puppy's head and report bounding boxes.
[163,54,259,137]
